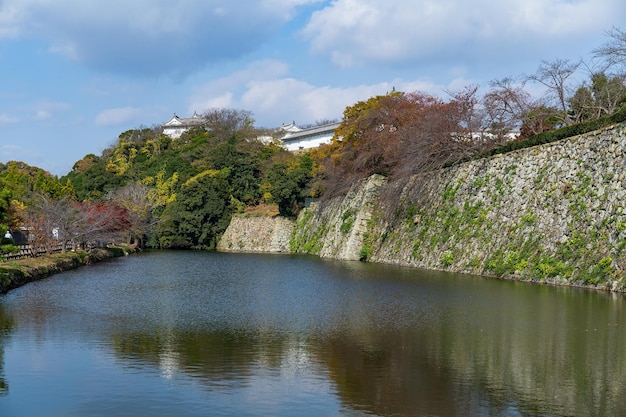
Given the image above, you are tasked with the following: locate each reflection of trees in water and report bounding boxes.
[310,330,528,417]
[310,286,626,417]
[105,287,626,417]
[433,287,626,417]
[109,329,298,386]
[0,306,14,396]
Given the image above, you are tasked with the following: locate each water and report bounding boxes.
[0,250,624,416]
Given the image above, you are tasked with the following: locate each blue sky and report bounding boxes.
[0,0,624,176]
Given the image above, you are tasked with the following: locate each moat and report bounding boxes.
[0,251,624,416]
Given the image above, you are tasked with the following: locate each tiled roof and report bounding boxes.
[281,122,340,142]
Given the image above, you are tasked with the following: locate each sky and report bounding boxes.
[0,0,624,176]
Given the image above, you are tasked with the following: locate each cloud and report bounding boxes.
[187,59,471,127]
[31,100,71,121]
[0,144,44,166]
[0,0,320,77]
[0,113,19,126]
[302,0,626,68]
[187,60,291,114]
[96,107,144,126]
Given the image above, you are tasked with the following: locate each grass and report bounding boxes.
[1,246,136,293]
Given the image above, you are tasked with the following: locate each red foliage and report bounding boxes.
[77,201,132,235]
[313,90,490,198]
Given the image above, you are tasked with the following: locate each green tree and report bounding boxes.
[0,188,18,257]
[264,154,313,217]
[568,72,626,122]
[157,170,232,249]
[0,161,70,202]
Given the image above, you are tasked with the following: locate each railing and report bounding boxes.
[2,243,65,260]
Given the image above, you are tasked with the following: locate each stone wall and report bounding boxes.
[220,123,626,291]
[294,123,626,291]
[217,216,294,253]
[290,174,385,260]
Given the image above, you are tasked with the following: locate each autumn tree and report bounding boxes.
[312,90,494,198]
[482,77,533,138]
[24,195,69,253]
[76,201,131,247]
[107,182,154,247]
[27,194,130,252]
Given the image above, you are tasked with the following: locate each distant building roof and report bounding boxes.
[162,112,205,138]
[280,121,341,143]
[280,121,341,151]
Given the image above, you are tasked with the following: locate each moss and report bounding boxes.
[534,256,569,279]
[442,180,463,202]
[359,245,372,262]
[290,209,329,255]
[340,209,356,234]
[440,251,454,267]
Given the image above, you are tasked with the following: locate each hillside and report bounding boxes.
[59,112,313,249]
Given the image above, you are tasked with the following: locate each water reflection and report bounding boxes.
[0,307,11,396]
[0,252,624,416]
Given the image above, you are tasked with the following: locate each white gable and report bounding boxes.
[280,122,340,151]
[162,113,205,138]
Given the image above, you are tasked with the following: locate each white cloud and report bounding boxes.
[187,60,290,115]
[302,0,626,68]
[0,0,320,76]
[95,107,144,126]
[186,59,473,127]
[31,100,71,121]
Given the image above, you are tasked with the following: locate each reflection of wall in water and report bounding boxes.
[0,307,13,396]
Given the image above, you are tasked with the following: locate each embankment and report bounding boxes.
[220,123,626,292]
[217,216,293,253]
[0,246,135,293]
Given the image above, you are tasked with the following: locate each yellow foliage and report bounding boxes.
[145,170,178,207]
[106,144,138,176]
[184,169,230,187]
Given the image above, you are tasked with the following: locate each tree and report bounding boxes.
[157,170,232,249]
[26,194,130,253]
[25,194,73,253]
[63,154,125,200]
[263,154,313,216]
[589,72,626,115]
[593,26,626,70]
[0,188,18,257]
[483,77,533,138]
[108,182,154,247]
[568,83,597,123]
[76,201,131,246]
[568,72,626,122]
[0,161,71,202]
[312,90,495,198]
[202,108,255,138]
[518,104,562,138]
[527,58,581,126]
